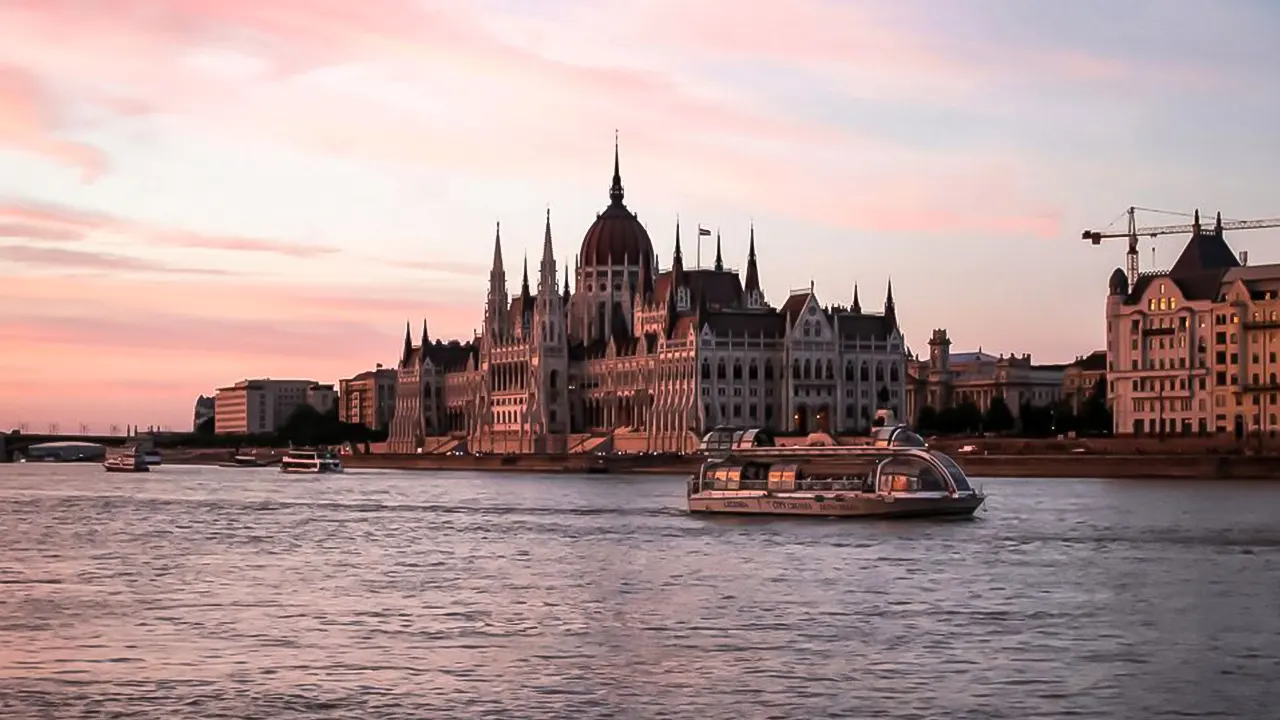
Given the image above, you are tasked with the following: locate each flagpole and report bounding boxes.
[697,225,701,269]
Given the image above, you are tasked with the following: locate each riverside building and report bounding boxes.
[1106,211,1280,437]
[387,145,909,454]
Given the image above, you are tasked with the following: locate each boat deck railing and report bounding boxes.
[707,444,939,459]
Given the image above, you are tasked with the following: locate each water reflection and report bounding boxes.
[1,465,1279,718]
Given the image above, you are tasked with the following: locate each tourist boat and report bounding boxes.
[280,447,344,474]
[103,447,150,473]
[687,416,984,518]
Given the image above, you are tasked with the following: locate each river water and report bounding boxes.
[1,464,1279,719]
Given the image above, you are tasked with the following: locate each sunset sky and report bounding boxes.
[3,0,1280,431]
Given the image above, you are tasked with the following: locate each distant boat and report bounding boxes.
[103,447,150,473]
[280,447,343,474]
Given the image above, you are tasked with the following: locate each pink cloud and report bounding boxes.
[0,244,228,274]
[0,221,83,241]
[0,198,339,258]
[0,64,106,180]
[0,0,1070,239]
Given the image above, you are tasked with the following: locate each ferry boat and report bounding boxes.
[687,416,984,519]
[103,447,150,473]
[280,447,344,474]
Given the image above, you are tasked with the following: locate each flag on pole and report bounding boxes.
[697,226,711,237]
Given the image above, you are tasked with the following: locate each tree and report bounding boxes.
[195,416,215,436]
[1018,402,1055,437]
[1078,377,1112,435]
[984,395,1016,433]
[955,399,983,434]
[916,405,939,433]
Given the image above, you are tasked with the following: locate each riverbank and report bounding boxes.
[320,451,1280,479]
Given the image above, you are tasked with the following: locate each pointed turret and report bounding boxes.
[609,131,624,207]
[521,254,531,298]
[485,222,509,342]
[421,318,429,346]
[1215,211,1223,238]
[852,283,862,313]
[671,218,685,304]
[538,208,557,295]
[563,263,571,305]
[884,277,896,328]
[401,320,412,365]
[713,230,724,272]
[1193,209,1201,235]
[743,223,761,304]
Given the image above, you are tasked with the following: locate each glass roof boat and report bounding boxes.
[688,416,984,519]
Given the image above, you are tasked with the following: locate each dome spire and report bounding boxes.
[609,130,624,206]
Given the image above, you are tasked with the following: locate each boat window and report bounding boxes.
[768,464,801,492]
[876,456,950,493]
[929,451,972,491]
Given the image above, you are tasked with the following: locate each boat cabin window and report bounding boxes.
[699,427,776,453]
[875,456,950,494]
[871,426,928,448]
[929,451,973,491]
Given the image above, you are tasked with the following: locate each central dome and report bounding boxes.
[578,143,655,274]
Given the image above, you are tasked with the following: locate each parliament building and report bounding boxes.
[387,146,909,454]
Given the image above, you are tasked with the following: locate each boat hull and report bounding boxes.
[103,462,149,473]
[688,493,983,518]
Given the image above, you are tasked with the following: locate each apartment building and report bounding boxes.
[338,367,398,430]
[213,379,336,435]
[1106,212,1280,437]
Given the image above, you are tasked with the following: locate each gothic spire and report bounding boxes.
[852,282,862,313]
[421,318,429,346]
[521,253,531,298]
[538,207,557,296]
[743,223,761,300]
[713,230,724,272]
[672,218,684,269]
[401,320,412,363]
[609,131,624,206]
[491,221,504,275]
[884,277,896,327]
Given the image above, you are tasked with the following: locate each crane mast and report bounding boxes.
[1082,206,1280,286]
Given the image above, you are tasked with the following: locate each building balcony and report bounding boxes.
[1244,319,1280,331]
[1242,381,1280,393]
[1141,326,1177,337]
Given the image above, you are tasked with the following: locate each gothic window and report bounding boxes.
[844,363,854,382]
[792,360,801,379]
[550,369,559,389]
[803,359,812,380]
[717,360,727,380]
[748,361,759,381]
[702,360,711,380]
[875,364,885,383]
[860,362,870,383]
[889,364,900,383]
[765,360,774,380]
[825,360,834,380]
[733,362,743,381]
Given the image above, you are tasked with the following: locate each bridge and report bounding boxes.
[1,432,135,462]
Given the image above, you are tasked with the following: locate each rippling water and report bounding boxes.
[2,464,1280,718]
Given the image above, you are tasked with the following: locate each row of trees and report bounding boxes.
[915,378,1113,437]
[191,405,388,448]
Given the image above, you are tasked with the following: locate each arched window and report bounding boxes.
[792,360,801,379]
[748,361,759,381]
[825,360,834,380]
[701,360,711,380]
[733,361,743,381]
[765,361,775,380]
[844,363,854,382]
[717,360,727,380]
[889,364,900,383]
[860,363,870,383]
[875,364,885,383]
[803,359,812,380]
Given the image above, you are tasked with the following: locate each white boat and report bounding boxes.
[103,448,150,473]
[688,416,985,519]
[280,447,344,474]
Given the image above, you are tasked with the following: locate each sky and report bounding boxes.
[2,0,1280,431]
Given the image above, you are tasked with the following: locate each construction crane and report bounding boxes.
[1082,206,1280,286]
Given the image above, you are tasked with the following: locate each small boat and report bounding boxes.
[687,416,984,519]
[103,448,150,473]
[219,452,270,468]
[142,449,162,466]
[280,447,343,474]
